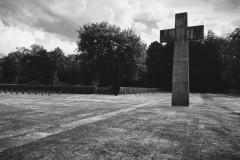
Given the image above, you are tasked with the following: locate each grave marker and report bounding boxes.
[160,12,204,106]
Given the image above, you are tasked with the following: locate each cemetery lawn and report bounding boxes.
[0,93,240,159]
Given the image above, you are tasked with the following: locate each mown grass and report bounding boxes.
[0,94,240,159]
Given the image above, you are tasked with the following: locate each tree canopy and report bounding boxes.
[145,41,173,89]
[221,27,240,88]
[77,21,147,86]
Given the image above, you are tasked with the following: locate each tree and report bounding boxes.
[145,30,226,92]
[20,45,56,85]
[0,44,85,85]
[47,47,66,84]
[145,41,173,89]
[189,30,227,92]
[60,54,82,85]
[29,44,45,55]
[119,29,147,86]
[1,51,24,83]
[221,27,240,88]
[77,21,147,86]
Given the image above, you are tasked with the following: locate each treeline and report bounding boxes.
[0,22,147,87]
[146,28,240,92]
[0,21,239,93]
[0,45,81,85]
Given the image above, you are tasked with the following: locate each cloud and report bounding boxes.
[0,0,173,38]
[0,20,35,53]
[0,19,77,55]
[35,32,77,54]
[203,0,240,11]
[0,0,239,55]
[133,22,148,32]
[0,0,78,41]
[140,28,160,45]
[0,0,174,54]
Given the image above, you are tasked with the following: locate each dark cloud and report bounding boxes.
[31,5,80,41]
[134,18,158,29]
[227,0,240,8]
[203,0,240,11]
[0,0,81,41]
[0,0,20,16]
[0,0,27,24]
[1,19,10,27]
[34,16,79,41]
[0,0,238,52]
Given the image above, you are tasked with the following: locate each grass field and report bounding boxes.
[0,93,240,159]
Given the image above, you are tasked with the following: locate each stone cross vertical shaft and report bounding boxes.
[160,12,204,106]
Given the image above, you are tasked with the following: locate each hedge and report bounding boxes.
[0,84,162,95]
[0,84,97,94]
[119,87,162,94]
[96,87,109,94]
[97,86,162,95]
[228,89,240,96]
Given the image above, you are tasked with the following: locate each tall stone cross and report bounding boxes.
[160,12,204,106]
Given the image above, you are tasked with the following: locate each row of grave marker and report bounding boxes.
[0,87,162,95]
[0,89,62,95]
[119,87,162,95]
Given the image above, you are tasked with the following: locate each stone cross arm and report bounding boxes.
[160,25,204,42]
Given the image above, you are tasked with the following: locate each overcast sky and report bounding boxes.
[0,0,239,55]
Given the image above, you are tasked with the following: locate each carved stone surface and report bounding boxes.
[160,12,204,106]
